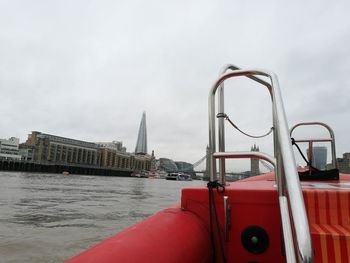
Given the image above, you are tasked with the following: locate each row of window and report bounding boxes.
[33,138,151,170]
[103,152,148,170]
[0,149,19,155]
[46,144,97,165]
[0,143,18,148]
[41,134,97,149]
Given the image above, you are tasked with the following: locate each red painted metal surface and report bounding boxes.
[302,175,350,262]
[182,173,286,263]
[241,173,350,263]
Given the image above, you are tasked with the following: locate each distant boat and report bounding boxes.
[62,171,69,176]
[165,172,192,181]
[131,170,148,178]
[177,173,192,181]
[165,172,178,180]
[147,171,161,179]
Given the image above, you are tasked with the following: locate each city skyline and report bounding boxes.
[3,129,350,171]
[1,1,350,169]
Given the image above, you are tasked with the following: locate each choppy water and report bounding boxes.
[0,172,203,263]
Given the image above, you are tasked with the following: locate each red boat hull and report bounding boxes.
[66,205,212,263]
[66,173,350,263]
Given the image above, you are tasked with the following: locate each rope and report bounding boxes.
[217,113,273,139]
[207,181,226,263]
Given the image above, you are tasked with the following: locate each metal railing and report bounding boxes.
[290,122,337,170]
[208,66,313,263]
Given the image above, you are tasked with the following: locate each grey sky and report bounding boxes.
[1,0,350,170]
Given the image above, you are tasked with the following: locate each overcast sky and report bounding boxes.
[1,0,349,171]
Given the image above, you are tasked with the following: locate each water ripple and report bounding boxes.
[0,172,204,263]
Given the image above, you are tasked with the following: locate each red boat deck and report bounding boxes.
[303,180,350,263]
[182,173,350,263]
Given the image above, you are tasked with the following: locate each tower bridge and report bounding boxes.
[188,144,273,179]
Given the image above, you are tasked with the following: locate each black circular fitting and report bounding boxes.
[241,226,269,254]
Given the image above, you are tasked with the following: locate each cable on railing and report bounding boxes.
[217,113,273,139]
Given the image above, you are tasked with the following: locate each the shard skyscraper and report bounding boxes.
[134,111,148,155]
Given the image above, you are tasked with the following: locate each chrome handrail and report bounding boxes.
[208,68,313,263]
[213,151,276,165]
[217,64,272,186]
[290,122,337,169]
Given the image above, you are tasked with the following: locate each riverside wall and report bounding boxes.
[0,160,132,177]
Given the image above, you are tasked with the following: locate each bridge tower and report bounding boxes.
[251,144,260,175]
[203,145,210,180]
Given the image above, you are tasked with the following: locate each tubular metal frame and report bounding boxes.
[208,67,313,263]
[217,65,273,186]
[290,122,337,169]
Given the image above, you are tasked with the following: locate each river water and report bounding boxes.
[0,172,204,263]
